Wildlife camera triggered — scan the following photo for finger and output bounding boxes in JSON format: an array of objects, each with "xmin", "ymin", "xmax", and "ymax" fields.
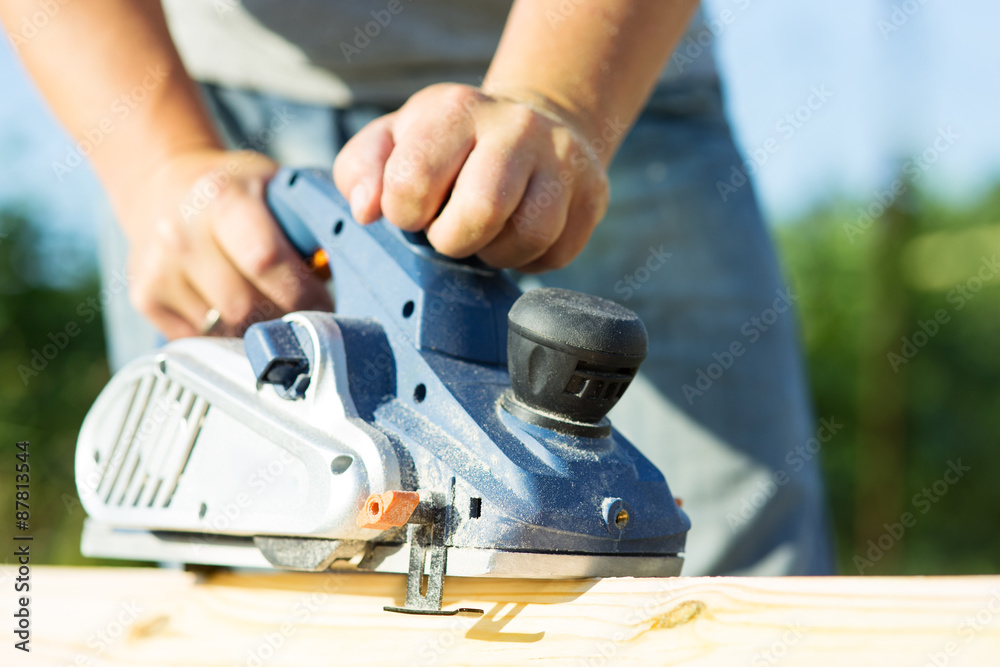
[
  {"xmin": 476, "ymin": 171, "xmax": 571, "ymax": 269},
  {"xmin": 176, "ymin": 280, "xmax": 244, "ymax": 338},
  {"xmin": 380, "ymin": 112, "xmax": 475, "ymax": 232},
  {"xmin": 520, "ymin": 172, "xmax": 609, "ymax": 273},
  {"xmin": 128, "ymin": 225, "xmax": 209, "ymax": 339},
  {"xmin": 424, "ymin": 140, "xmax": 532, "ymax": 257},
  {"xmin": 181, "ymin": 231, "xmax": 275, "ymax": 333},
  {"xmin": 131, "ymin": 268, "xmax": 212, "ymax": 340},
  {"xmin": 211, "ymin": 190, "xmax": 334, "ymax": 315},
  {"xmin": 144, "ymin": 303, "xmax": 200, "ymax": 341},
  {"xmin": 333, "ymin": 114, "xmax": 396, "ymax": 224}
]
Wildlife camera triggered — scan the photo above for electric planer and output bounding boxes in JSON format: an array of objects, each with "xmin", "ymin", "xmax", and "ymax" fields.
[{"xmin": 74, "ymin": 168, "xmax": 690, "ymax": 614}]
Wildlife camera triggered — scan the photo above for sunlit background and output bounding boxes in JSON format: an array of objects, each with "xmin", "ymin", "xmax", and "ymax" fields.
[{"xmin": 2, "ymin": 1, "xmax": 999, "ymax": 573}]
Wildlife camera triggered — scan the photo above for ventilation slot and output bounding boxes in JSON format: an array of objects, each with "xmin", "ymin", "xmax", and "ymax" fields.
[{"xmin": 94, "ymin": 372, "xmax": 209, "ymax": 509}]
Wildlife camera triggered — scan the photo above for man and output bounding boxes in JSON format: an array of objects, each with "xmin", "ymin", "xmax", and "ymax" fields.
[{"xmin": 1, "ymin": 0, "xmax": 832, "ymax": 576}]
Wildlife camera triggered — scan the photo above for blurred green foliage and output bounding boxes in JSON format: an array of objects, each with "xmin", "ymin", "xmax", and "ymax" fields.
[
  {"xmin": 1, "ymin": 185, "xmax": 998, "ymax": 574},
  {"xmin": 0, "ymin": 214, "xmax": 112, "ymax": 565},
  {"xmin": 778, "ymin": 185, "xmax": 1000, "ymax": 575}
]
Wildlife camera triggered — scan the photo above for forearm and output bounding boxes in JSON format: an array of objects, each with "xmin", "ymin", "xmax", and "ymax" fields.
[
  {"xmin": 0, "ymin": 0, "xmax": 221, "ymax": 223},
  {"xmin": 484, "ymin": 0, "xmax": 698, "ymax": 164}
]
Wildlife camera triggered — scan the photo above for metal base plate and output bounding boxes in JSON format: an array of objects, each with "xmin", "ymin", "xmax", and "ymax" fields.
[{"xmin": 82, "ymin": 520, "xmax": 685, "ymax": 579}]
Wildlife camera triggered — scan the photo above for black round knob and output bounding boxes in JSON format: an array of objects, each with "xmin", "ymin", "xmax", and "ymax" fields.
[{"xmin": 504, "ymin": 288, "xmax": 647, "ymax": 436}]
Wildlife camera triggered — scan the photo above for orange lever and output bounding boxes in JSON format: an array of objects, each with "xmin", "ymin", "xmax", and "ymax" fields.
[{"xmin": 357, "ymin": 490, "xmax": 420, "ymax": 530}]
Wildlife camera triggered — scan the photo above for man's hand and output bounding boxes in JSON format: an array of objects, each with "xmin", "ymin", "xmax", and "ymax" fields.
[
  {"xmin": 333, "ymin": 84, "xmax": 610, "ymax": 272},
  {"xmin": 0, "ymin": 2, "xmax": 335, "ymax": 339},
  {"xmin": 122, "ymin": 149, "xmax": 332, "ymax": 339}
]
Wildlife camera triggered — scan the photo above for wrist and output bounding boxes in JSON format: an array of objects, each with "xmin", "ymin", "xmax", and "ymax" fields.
[{"xmin": 480, "ymin": 82, "xmax": 620, "ymax": 165}]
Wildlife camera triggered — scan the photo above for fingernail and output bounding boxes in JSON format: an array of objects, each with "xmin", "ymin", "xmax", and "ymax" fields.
[{"xmin": 350, "ymin": 183, "xmax": 370, "ymax": 223}]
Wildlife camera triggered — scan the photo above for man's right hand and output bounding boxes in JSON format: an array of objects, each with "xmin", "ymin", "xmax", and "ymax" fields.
[{"xmin": 120, "ymin": 149, "xmax": 333, "ymax": 339}]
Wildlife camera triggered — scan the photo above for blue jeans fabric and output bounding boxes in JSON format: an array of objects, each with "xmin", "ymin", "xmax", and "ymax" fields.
[{"xmin": 100, "ymin": 76, "xmax": 834, "ymax": 576}]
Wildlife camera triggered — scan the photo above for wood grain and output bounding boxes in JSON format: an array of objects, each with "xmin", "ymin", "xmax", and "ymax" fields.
[{"xmin": 3, "ymin": 566, "xmax": 1000, "ymax": 666}]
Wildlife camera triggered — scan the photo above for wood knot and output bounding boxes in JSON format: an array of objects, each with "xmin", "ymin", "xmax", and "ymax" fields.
[
  {"xmin": 649, "ymin": 600, "xmax": 706, "ymax": 631},
  {"xmin": 129, "ymin": 614, "xmax": 169, "ymax": 640}
]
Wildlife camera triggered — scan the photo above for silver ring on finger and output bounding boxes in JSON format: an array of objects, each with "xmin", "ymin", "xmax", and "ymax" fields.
[{"xmin": 199, "ymin": 307, "xmax": 222, "ymax": 335}]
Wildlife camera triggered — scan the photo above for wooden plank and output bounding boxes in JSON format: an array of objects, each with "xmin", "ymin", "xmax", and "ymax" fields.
[{"xmin": 3, "ymin": 566, "xmax": 1000, "ymax": 666}]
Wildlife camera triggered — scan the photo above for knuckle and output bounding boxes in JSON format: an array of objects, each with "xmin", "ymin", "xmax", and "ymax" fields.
[
  {"xmin": 512, "ymin": 209, "xmax": 561, "ymax": 250},
  {"xmin": 243, "ymin": 240, "xmax": 283, "ymax": 276},
  {"xmin": 128, "ymin": 279, "xmax": 158, "ymax": 317},
  {"xmin": 439, "ymin": 84, "xmax": 480, "ymax": 116},
  {"xmin": 462, "ymin": 193, "xmax": 508, "ymax": 237},
  {"xmin": 218, "ymin": 294, "xmax": 256, "ymax": 326},
  {"xmin": 214, "ymin": 201, "xmax": 286, "ymax": 276},
  {"xmin": 210, "ymin": 180, "xmax": 248, "ymax": 219},
  {"xmin": 188, "ymin": 170, "xmax": 237, "ymax": 217},
  {"xmin": 512, "ymin": 228, "xmax": 558, "ymax": 265},
  {"xmin": 153, "ymin": 215, "xmax": 190, "ymax": 253},
  {"xmin": 384, "ymin": 165, "xmax": 431, "ymax": 203}
]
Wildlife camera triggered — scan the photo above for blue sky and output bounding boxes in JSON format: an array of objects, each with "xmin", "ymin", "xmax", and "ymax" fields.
[
  {"xmin": 710, "ymin": 0, "xmax": 1000, "ymax": 217},
  {"xmin": 1, "ymin": 0, "xmax": 997, "ymax": 276}
]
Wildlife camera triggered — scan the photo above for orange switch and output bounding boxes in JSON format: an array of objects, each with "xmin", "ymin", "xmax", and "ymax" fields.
[
  {"xmin": 309, "ymin": 249, "xmax": 331, "ymax": 281},
  {"xmin": 357, "ymin": 490, "xmax": 421, "ymax": 530}
]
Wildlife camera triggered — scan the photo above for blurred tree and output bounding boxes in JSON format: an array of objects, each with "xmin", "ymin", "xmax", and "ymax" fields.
[
  {"xmin": 0, "ymin": 213, "xmax": 112, "ymax": 565},
  {"xmin": 778, "ymin": 185, "xmax": 1000, "ymax": 575},
  {"xmin": 853, "ymin": 177, "xmax": 916, "ymax": 573}
]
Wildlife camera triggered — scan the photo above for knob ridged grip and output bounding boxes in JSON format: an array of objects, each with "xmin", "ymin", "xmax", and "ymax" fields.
[{"xmin": 506, "ymin": 288, "xmax": 647, "ymax": 427}]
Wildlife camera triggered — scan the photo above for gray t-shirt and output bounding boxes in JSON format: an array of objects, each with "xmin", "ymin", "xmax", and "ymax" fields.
[{"xmin": 162, "ymin": 0, "xmax": 716, "ymax": 107}]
